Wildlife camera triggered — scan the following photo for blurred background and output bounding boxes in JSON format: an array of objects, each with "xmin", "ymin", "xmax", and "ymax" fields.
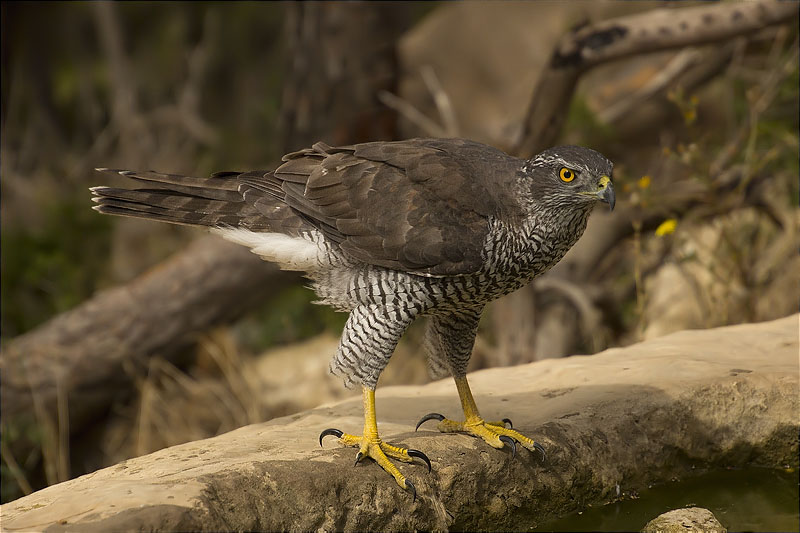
[{"xmin": 1, "ymin": 1, "xmax": 797, "ymax": 503}]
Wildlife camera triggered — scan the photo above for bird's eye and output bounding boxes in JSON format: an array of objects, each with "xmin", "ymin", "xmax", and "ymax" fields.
[{"xmin": 559, "ymin": 167, "xmax": 575, "ymax": 182}]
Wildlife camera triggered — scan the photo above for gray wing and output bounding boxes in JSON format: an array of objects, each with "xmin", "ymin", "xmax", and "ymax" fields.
[
  {"xmin": 92, "ymin": 138, "xmax": 524, "ymax": 276},
  {"xmin": 259, "ymin": 138, "xmax": 525, "ymax": 276}
]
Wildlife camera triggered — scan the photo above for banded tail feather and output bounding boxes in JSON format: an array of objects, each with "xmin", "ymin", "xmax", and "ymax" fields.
[
  {"xmin": 90, "ymin": 168, "xmax": 294, "ymax": 231},
  {"xmin": 90, "ymin": 167, "xmax": 324, "ymax": 271}
]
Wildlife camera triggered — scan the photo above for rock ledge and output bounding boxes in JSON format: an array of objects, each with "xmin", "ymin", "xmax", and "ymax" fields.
[{"xmin": 2, "ymin": 315, "xmax": 797, "ymax": 531}]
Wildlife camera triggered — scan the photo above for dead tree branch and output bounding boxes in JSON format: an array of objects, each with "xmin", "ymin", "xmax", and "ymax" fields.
[
  {"xmin": 515, "ymin": 0, "xmax": 798, "ymax": 156},
  {"xmin": 1, "ymin": 239, "xmax": 300, "ymax": 438}
]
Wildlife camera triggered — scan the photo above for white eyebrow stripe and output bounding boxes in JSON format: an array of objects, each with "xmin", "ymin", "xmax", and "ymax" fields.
[{"xmin": 533, "ymin": 155, "xmax": 594, "ymax": 174}]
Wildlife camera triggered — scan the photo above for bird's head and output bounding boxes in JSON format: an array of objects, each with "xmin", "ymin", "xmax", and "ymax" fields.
[{"xmin": 521, "ymin": 145, "xmax": 615, "ymax": 212}]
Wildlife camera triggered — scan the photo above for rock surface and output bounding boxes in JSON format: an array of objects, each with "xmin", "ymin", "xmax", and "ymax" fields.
[
  {"xmin": 2, "ymin": 315, "xmax": 797, "ymax": 532},
  {"xmin": 642, "ymin": 507, "xmax": 727, "ymax": 533}
]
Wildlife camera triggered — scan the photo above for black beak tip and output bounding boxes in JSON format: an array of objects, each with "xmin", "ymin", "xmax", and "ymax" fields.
[{"xmin": 603, "ymin": 183, "xmax": 616, "ymax": 212}]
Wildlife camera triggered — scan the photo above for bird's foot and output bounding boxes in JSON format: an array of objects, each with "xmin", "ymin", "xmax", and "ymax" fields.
[
  {"xmin": 416, "ymin": 413, "xmax": 546, "ymax": 461},
  {"xmin": 319, "ymin": 428, "xmax": 430, "ymax": 501}
]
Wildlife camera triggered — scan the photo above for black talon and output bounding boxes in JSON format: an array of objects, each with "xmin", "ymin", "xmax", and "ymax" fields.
[
  {"xmin": 499, "ymin": 435, "xmax": 516, "ymax": 458},
  {"xmin": 405, "ymin": 479, "xmax": 417, "ymax": 503},
  {"xmin": 533, "ymin": 442, "xmax": 547, "ymax": 463},
  {"xmin": 319, "ymin": 428, "xmax": 343, "ymax": 447},
  {"xmin": 354, "ymin": 451, "xmax": 363, "ymax": 467},
  {"xmin": 408, "ymin": 449, "xmax": 432, "ymax": 473},
  {"xmin": 415, "ymin": 413, "xmax": 445, "ymax": 431},
  {"xmin": 502, "ymin": 418, "xmax": 513, "ymax": 429}
]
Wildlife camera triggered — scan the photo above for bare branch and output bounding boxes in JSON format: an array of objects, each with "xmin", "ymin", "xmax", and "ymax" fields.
[
  {"xmin": 710, "ymin": 39, "xmax": 799, "ymax": 178},
  {"xmin": 177, "ymin": 11, "xmax": 219, "ymax": 145},
  {"xmin": 420, "ymin": 65, "xmax": 460, "ymax": 137},
  {"xmin": 597, "ymin": 48, "xmax": 702, "ymax": 125},
  {"xmin": 92, "ymin": 2, "xmax": 153, "ymax": 158},
  {"xmin": 0, "ymin": 441, "xmax": 33, "ymax": 496},
  {"xmin": 558, "ymin": 2, "xmax": 796, "ymax": 71},
  {"xmin": 378, "ymin": 90, "xmax": 447, "ymax": 137},
  {"xmin": 515, "ymin": 0, "xmax": 798, "ymax": 156}
]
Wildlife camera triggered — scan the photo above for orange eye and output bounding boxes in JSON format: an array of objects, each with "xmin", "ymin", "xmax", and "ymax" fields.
[{"xmin": 559, "ymin": 167, "xmax": 575, "ymax": 182}]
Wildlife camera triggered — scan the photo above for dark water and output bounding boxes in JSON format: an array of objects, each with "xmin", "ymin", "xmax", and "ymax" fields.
[{"xmin": 532, "ymin": 467, "xmax": 799, "ymax": 532}]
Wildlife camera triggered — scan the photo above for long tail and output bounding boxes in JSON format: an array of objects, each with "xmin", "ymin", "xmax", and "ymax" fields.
[{"xmin": 90, "ymin": 169, "xmax": 279, "ymax": 230}]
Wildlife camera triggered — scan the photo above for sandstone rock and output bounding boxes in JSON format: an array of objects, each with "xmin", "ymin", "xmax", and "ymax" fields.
[
  {"xmin": 2, "ymin": 315, "xmax": 797, "ymax": 532},
  {"xmin": 643, "ymin": 208, "xmax": 799, "ymax": 340},
  {"xmin": 642, "ymin": 507, "xmax": 726, "ymax": 533}
]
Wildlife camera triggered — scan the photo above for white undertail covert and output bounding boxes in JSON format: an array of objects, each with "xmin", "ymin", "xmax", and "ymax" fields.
[{"xmin": 212, "ymin": 227, "xmax": 324, "ymax": 272}]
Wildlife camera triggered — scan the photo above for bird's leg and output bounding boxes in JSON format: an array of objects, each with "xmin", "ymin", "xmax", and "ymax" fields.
[
  {"xmin": 319, "ymin": 386, "xmax": 430, "ymax": 500},
  {"xmin": 416, "ymin": 375, "xmax": 546, "ymax": 461}
]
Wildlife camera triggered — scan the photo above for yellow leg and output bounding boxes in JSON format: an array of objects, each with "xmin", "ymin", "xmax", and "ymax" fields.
[
  {"xmin": 417, "ymin": 376, "xmax": 546, "ymax": 460},
  {"xmin": 319, "ymin": 387, "xmax": 430, "ymax": 499}
]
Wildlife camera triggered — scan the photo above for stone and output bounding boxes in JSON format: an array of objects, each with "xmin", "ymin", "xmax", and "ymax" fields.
[
  {"xmin": 2, "ymin": 315, "xmax": 797, "ymax": 532},
  {"xmin": 642, "ymin": 507, "xmax": 726, "ymax": 533}
]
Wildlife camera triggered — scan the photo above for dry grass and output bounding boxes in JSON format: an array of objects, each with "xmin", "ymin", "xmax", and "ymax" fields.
[{"xmin": 94, "ymin": 328, "xmax": 431, "ymax": 467}]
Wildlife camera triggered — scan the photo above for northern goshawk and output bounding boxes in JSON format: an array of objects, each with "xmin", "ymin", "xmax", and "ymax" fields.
[{"xmin": 91, "ymin": 138, "xmax": 614, "ymax": 499}]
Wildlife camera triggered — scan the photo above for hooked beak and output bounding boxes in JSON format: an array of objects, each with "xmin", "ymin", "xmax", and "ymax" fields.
[{"xmin": 597, "ymin": 175, "xmax": 615, "ymax": 211}]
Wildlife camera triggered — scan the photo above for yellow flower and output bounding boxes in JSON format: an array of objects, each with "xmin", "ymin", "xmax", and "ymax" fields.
[
  {"xmin": 638, "ymin": 175, "xmax": 651, "ymax": 189},
  {"xmin": 655, "ymin": 218, "xmax": 677, "ymax": 237}
]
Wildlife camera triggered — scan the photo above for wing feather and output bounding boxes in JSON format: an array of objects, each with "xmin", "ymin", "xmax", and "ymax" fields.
[
  {"xmin": 271, "ymin": 138, "xmax": 524, "ymax": 275},
  {"xmin": 93, "ymin": 138, "xmax": 524, "ymax": 275}
]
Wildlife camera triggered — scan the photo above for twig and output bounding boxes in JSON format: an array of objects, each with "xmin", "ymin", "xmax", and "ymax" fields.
[
  {"xmin": 377, "ymin": 90, "xmax": 447, "ymax": 137},
  {"xmin": 597, "ymin": 48, "xmax": 701, "ymax": 125},
  {"xmin": 420, "ymin": 65, "xmax": 459, "ymax": 137},
  {"xmin": 92, "ymin": 2, "xmax": 152, "ymax": 158},
  {"xmin": 177, "ymin": 11, "xmax": 219, "ymax": 145},
  {"xmin": 740, "ymin": 40, "xmax": 799, "ymax": 188},
  {"xmin": 0, "ymin": 441, "xmax": 33, "ymax": 496},
  {"xmin": 711, "ymin": 38, "xmax": 799, "ymax": 180},
  {"xmin": 56, "ymin": 378, "xmax": 70, "ymax": 484}
]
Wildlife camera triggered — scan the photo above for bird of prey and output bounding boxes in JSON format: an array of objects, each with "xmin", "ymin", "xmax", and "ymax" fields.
[{"xmin": 91, "ymin": 138, "xmax": 614, "ymax": 500}]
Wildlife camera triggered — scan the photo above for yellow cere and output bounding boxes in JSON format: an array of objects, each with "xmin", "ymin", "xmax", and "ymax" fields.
[{"xmin": 559, "ymin": 167, "xmax": 575, "ymax": 182}]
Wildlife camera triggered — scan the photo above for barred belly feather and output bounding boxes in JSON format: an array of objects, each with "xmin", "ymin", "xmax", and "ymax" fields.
[{"xmin": 325, "ymin": 210, "xmax": 592, "ymax": 389}]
